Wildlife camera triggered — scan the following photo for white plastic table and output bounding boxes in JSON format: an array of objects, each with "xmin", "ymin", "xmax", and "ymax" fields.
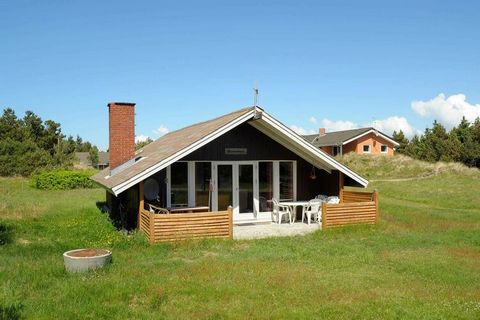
[{"xmin": 279, "ymin": 201, "xmax": 310, "ymax": 223}]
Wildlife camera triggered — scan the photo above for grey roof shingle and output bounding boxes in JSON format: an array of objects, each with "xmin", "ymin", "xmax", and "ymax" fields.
[
  {"xmin": 91, "ymin": 107, "xmax": 255, "ymax": 191},
  {"xmin": 304, "ymin": 128, "xmax": 374, "ymax": 147}
]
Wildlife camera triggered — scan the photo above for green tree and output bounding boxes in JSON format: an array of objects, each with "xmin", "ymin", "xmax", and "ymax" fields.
[
  {"xmin": 392, "ymin": 130, "xmax": 409, "ymax": 154},
  {"xmin": 88, "ymin": 146, "xmax": 99, "ymax": 168},
  {"xmin": 135, "ymin": 137, "xmax": 153, "ymax": 150}
]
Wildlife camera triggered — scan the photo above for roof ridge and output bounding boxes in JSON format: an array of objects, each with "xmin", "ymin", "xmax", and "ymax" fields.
[{"xmin": 158, "ymin": 106, "xmax": 255, "ymax": 138}]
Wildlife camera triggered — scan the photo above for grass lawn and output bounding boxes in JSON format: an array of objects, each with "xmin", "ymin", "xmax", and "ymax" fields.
[{"xmin": 1, "ymin": 169, "xmax": 480, "ymax": 319}]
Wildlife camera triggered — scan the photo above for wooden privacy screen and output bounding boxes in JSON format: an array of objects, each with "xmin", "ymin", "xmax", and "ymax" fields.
[
  {"xmin": 322, "ymin": 190, "xmax": 379, "ymax": 228},
  {"xmin": 139, "ymin": 207, "xmax": 233, "ymax": 243}
]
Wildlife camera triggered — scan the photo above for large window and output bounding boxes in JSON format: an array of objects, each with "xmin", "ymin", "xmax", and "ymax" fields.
[
  {"xmin": 279, "ymin": 161, "xmax": 294, "ymax": 201},
  {"xmin": 170, "ymin": 162, "xmax": 188, "ymax": 207},
  {"xmin": 259, "ymin": 162, "xmax": 273, "ymax": 211},
  {"xmin": 195, "ymin": 162, "xmax": 211, "ymax": 207}
]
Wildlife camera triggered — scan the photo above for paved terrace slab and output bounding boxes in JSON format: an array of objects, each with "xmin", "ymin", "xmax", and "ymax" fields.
[{"xmin": 233, "ymin": 222, "xmax": 320, "ymax": 240}]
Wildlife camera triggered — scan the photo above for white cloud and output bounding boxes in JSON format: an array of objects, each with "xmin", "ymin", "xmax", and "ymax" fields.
[
  {"xmin": 290, "ymin": 125, "xmax": 316, "ymax": 135},
  {"xmin": 153, "ymin": 125, "xmax": 169, "ymax": 136},
  {"xmin": 135, "ymin": 134, "xmax": 150, "ymax": 143},
  {"xmin": 308, "ymin": 116, "xmax": 317, "ymax": 125},
  {"xmin": 320, "ymin": 119, "xmax": 358, "ymax": 131},
  {"xmin": 370, "ymin": 116, "xmax": 416, "ymax": 138},
  {"xmin": 411, "ymin": 93, "xmax": 480, "ymax": 129}
]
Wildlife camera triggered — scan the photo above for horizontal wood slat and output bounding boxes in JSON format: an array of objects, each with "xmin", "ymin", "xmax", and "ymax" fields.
[
  {"xmin": 323, "ymin": 190, "xmax": 379, "ymax": 229},
  {"xmin": 343, "ymin": 190, "xmax": 374, "ymax": 203},
  {"xmin": 139, "ymin": 207, "xmax": 233, "ymax": 243}
]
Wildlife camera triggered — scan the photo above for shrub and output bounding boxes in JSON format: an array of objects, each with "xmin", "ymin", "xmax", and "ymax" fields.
[{"xmin": 30, "ymin": 170, "xmax": 97, "ymax": 190}]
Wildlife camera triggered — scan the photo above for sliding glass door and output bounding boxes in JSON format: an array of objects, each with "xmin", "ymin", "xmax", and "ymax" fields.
[
  {"xmin": 217, "ymin": 164, "xmax": 233, "ymax": 211},
  {"xmin": 238, "ymin": 164, "xmax": 254, "ymax": 214}
]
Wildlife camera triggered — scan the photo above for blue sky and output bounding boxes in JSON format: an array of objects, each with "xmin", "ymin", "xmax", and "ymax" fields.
[{"xmin": 1, "ymin": 0, "xmax": 480, "ymax": 150}]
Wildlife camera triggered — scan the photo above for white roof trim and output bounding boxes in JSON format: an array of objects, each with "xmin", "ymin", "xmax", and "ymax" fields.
[
  {"xmin": 259, "ymin": 112, "xmax": 368, "ymax": 187},
  {"xmin": 110, "ymin": 107, "xmax": 368, "ymax": 195},
  {"xmin": 342, "ymin": 129, "xmax": 400, "ymax": 146},
  {"xmin": 111, "ymin": 109, "xmax": 257, "ymax": 195}
]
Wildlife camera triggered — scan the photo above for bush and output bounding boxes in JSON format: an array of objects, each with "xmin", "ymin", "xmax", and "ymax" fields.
[{"xmin": 30, "ymin": 170, "xmax": 97, "ymax": 190}]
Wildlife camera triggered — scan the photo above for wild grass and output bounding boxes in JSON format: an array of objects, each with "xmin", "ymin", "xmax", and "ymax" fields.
[
  {"xmin": 0, "ymin": 170, "xmax": 479, "ymax": 319},
  {"xmin": 339, "ymin": 153, "xmax": 479, "ymax": 180}
]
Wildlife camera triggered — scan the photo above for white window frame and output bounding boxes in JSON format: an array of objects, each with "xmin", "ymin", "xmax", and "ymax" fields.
[
  {"xmin": 380, "ymin": 144, "xmax": 388, "ymax": 154},
  {"xmin": 362, "ymin": 144, "xmax": 371, "ymax": 154}
]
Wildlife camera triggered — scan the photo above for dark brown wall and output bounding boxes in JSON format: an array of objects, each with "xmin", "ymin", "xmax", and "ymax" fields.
[
  {"xmin": 107, "ymin": 185, "xmax": 139, "ymax": 230},
  {"xmin": 182, "ymin": 122, "xmax": 299, "ymax": 161},
  {"xmin": 182, "ymin": 122, "xmax": 341, "ymax": 199}
]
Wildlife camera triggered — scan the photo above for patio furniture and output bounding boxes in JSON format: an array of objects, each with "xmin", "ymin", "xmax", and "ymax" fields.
[
  {"xmin": 326, "ymin": 196, "xmax": 340, "ymax": 204},
  {"xmin": 303, "ymin": 199, "xmax": 322, "ymax": 225},
  {"xmin": 146, "ymin": 203, "xmax": 169, "ymax": 214},
  {"xmin": 279, "ymin": 200, "xmax": 310, "ymax": 223},
  {"xmin": 272, "ymin": 198, "xmax": 292, "ymax": 224}
]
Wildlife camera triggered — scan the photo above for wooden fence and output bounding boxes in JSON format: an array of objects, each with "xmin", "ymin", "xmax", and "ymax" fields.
[
  {"xmin": 139, "ymin": 207, "xmax": 233, "ymax": 243},
  {"xmin": 322, "ymin": 190, "xmax": 379, "ymax": 228}
]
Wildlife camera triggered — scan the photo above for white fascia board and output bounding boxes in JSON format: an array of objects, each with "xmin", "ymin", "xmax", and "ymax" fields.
[
  {"xmin": 260, "ymin": 112, "xmax": 369, "ymax": 187},
  {"xmin": 342, "ymin": 129, "xmax": 400, "ymax": 146},
  {"xmin": 249, "ymin": 121, "xmax": 332, "ymax": 173},
  {"xmin": 111, "ymin": 109, "xmax": 257, "ymax": 195}
]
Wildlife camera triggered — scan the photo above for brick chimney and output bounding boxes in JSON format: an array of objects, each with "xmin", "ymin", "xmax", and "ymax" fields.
[
  {"xmin": 319, "ymin": 127, "xmax": 326, "ymax": 136},
  {"xmin": 108, "ymin": 102, "xmax": 135, "ymax": 172}
]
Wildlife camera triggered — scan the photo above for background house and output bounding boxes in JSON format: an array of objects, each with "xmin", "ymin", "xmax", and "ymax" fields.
[
  {"xmin": 304, "ymin": 127, "xmax": 399, "ymax": 156},
  {"xmin": 74, "ymin": 151, "xmax": 109, "ymax": 169}
]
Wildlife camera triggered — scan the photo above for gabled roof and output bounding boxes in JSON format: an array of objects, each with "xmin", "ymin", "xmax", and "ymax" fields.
[
  {"xmin": 304, "ymin": 127, "xmax": 400, "ymax": 147},
  {"xmin": 92, "ymin": 106, "xmax": 368, "ymax": 195}
]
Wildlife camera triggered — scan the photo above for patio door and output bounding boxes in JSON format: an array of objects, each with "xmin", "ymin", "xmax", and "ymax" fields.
[
  {"xmin": 216, "ymin": 164, "xmax": 233, "ymax": 212},
  {"xmin": 213, "ymin": 162, "xmax": 256, "ymax": 221},
  {"xmin": 238, "ymin": 164, "xmax": 254, "ymax": 217}
]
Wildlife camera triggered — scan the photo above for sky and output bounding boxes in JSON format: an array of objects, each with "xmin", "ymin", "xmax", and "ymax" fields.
[{"xmin": 1, "ymin": 0, "xmax": 479, "ymax": 150}]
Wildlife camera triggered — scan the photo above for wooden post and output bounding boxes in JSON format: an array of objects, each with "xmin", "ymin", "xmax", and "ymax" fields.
[
  {"xmin": 138, "ymin": 181, "xmax": 144, "ymax": 229},
  {"xmin": 149, "ymin": 212, "xmax": 155, "ymax": 243},
  {"xmin": 373, "ymin": 189, "xmax": 379, "ymax": 223},
  {"xmin": 227, "ymin": 206, "xmax": 233, "ymax": 239},
  {"xmin": 321, "ymin": 202, "xmax": 327, "ymax": 229},
  {"xmin": 338, "ymin": 172, "xmax": 344, "ymax": 203}
]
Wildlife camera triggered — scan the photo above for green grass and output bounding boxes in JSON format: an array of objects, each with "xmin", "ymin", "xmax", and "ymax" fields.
[{"xmin": 1, "ymin": 168, "xmax": 480, "ymax": 319}]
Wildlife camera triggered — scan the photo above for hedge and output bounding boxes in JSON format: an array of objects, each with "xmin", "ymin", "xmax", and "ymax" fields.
[{"xmin": 30, "ymin": 170, "xmax": 97, "ymax": 190}]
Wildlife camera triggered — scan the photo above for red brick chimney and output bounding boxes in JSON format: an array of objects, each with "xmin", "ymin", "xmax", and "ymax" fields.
[
  {"xmin": 108, "ymin": 102, "xmax": 135, "ymax": 172},
  {"xmin": 319, "ymin": 127, "xmax": 326, "ymax": 136}
]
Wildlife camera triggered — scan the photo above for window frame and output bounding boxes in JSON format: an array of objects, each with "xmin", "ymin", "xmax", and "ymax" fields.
[{"xmin": 362, "ymin": 144, "xmax": 371, "ymax": 154}]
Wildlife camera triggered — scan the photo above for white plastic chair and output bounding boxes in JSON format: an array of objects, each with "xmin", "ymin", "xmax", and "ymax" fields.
[
  {"xmin": 303, "ymin": 199, "xmax": 322, "ymax": 225},
  {"xmin": 326, "ymin": 196, "xmax": 340, "ymax": 204},
  {"xmin": 271, "ymin": 198, "xmax": 292, "ymax": 224}
]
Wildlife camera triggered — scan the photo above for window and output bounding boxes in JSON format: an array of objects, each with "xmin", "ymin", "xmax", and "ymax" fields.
[
  {"xmin": 170, "ymin": 162, "xmax": 188, "ymax": 207},
  {"xmin": 279, "ymin": 161, "xmax": 294, "ymax": 201},
  {"xmin": 381, "ymin": 144, "xmax": 388, "ymax": 153},
  {"xmin": 195, "ymin": 162, "xmax": 211, "ymax": 207},
  {"xmin": 259, "ymin": 162, "xmax": 273, "ymax": 212},
  {"xmin": 362, "ymin": 145, "xmax": 371, "ymax": 154}
]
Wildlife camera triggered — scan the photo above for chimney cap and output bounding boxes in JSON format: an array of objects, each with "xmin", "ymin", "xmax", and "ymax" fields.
[{"xmin": 108, "ymin": 102, "xmax": 136, "ymax": 107}]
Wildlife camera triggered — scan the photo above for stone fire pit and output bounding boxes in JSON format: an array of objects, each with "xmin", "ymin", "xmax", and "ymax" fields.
[{"xmin": 63, "ymin": 249, "xmax": 112, "ymax": 273}]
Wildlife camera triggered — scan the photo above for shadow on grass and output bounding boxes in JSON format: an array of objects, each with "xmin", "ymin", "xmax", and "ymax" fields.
[
  {"xmin": 0, "ymin": 302, "xmax": 23, "ymax": 320},
  {"xmin": 95, "ymin": 201, "xmax": 135, "ymax": 231},
  {"xmin": 0, "ymin": 223, "xmax": 13, "ymax": 246}
]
